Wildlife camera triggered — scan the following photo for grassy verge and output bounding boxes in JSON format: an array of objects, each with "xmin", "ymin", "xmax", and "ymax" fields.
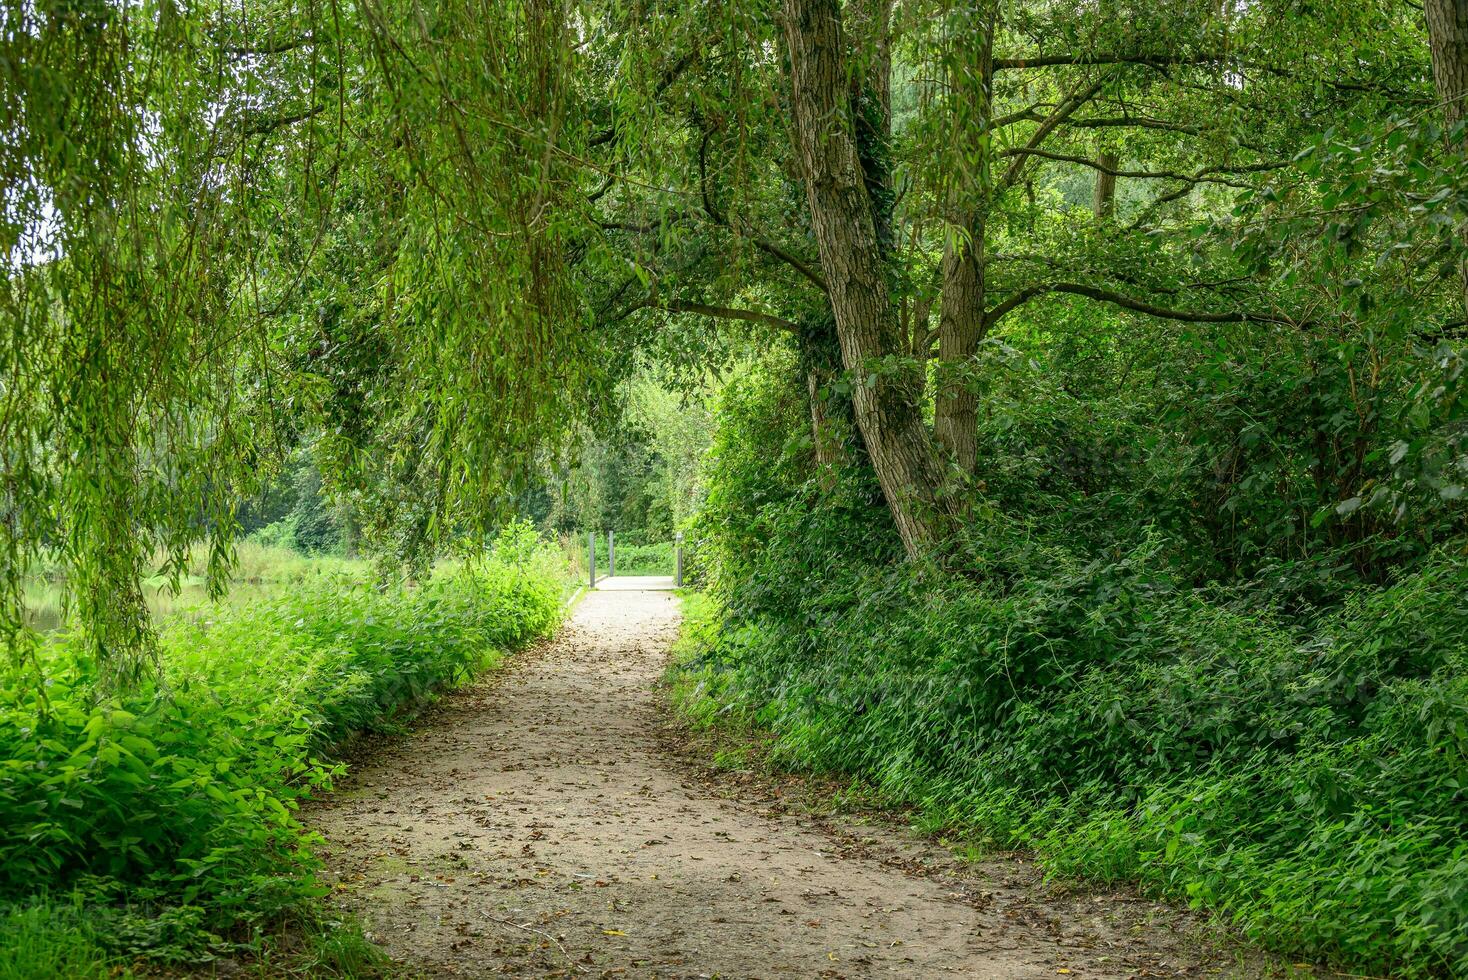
[
  {"xmin": 0, "ymin": 900, "xmax": 132, "ymax": 980},
  {"xmin": 1, "ymin": 529, "xmax": 567, "ymax": 974}
]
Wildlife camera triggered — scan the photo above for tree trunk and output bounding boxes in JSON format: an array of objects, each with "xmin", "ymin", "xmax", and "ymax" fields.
[
  {"xmin": 847, "ymin": 0, "xmax": 895, "ymax": 256},
  {"xmin": 781, "ymin": 0, "xmax": 954, "ymax": 558},
  {"xmin": 807, "ymin": 367, "xmax": 844, "ymax": 479},
  {"xmin": 1093, "ymin": 151, "xmax": 1118, "ymax": 221},
  {"xmin": 1093, "ymin": 0, "xmax": 1120, "ymax": 225},
  {"xmin": 799, "ymin": 315, "xmax": 849, "ymax": 482},
  {"xmin": 1426, "ymin": 0, "xmax": 1468, "ymax": 317},
  {"xmin": 935, "ymin": 227, "xmax": 983, "ymax": 474},
  {"xmin": 933, "ymin": 1, "xmax": 996, "ymax": 477}
]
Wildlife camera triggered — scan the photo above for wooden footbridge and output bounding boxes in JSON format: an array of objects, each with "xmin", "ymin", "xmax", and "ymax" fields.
[{"xmin": 586, "ymin": 531, "xmax": 684, "ymax": 591}]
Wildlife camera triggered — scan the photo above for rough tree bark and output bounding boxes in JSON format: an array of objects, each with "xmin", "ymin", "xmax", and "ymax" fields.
[
  {"xmin": 800, "ymin": 315, "xmax": 850, "ymax": 485},
  {"xmin": 933, "ymin": 1, "xmax": 997, "ymax": 477},
  {"xmin": 1092, "ymin": 0, "xmax": 1119, "ymax": 224},
  {"xmin": 935, "ymin": 226, "xmax": 984, "ymax": 475},
  {"xmin": 1426, "ymin": 0, "xmax": 1468, "ymax": 317},
  {"xmin": 781, "ymin": 0, "xmax": 954, "ymax": 557},
  {"xmin": 1093, "ymin": 151, "xmax": 1118, "ymax": 220}
]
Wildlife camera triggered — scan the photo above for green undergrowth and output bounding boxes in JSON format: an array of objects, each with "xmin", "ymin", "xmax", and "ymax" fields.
[
  {"xmin": 611, "ymin": 540, "xmax": 675, "ymax": 576},
  {"xmin": 0, "ymin": 525, "xmax": 566, "ymax": 972},
  {"xmin": 671, "ymin": 551, "xmax": 1468, "ymax": 977},
  {"xmin": 673, "ymin": 347, "xmax": 1468, "ymax": 978},
  {"xmin": 0, "ymin": 900, "xmax": 132, "ymax": 980}
]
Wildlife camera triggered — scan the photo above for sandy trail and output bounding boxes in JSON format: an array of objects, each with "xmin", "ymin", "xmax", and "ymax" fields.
[{"xmin": 314, "ymin": 589, "xmax": 1276, "ymax": 979}]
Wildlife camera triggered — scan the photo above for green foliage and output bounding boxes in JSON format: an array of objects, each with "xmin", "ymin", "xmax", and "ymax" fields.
[
  {"xmin": 539, "ymin": 374, "xmax": 717, "ymax": 543},
  {"xmin": 690, "ymin": 351, "xmax": 887, "ymax": 594},
  {"xmin": 676, "ymin": 543, "xmax": 1468, "ymax": 975},
  {"xmin": 611, "ymin": 541, "xmax": 674, "ymax": 576},
  {"xmin": 1, "ymin": 0, "xmax": 615, "ymax": 678},
  {"xmin": 244, "ymin": 453, "xmax": 353, "ymax": 556},
  {"xmin": 677, "ymin": 348, "xmax": 1468, "ymax": 976},
  {"xmin": 4, "ymin": 0, "xmax": 1466, "ymax": 975},
  {"xmin": 0, "ymin": 900, "xmax": 134, "ymax": 979},
  {"xmin": 0, "ymin": 526, "xmax": 565, "ymax": 962}
]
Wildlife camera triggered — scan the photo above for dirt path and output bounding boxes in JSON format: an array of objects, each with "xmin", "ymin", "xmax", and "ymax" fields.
[{"xmin": 314, "ymin": 590, "xmax": 1285, "ymax": 979}]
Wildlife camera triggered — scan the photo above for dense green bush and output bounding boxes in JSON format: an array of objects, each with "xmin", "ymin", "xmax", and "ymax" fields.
[
  {"xmin": 239, "ymin": 450, "xmax": 352, "ymax": 556},
  {"xmin": 676, "ymin": 355, "xmax": 1468, "ymax": 976},
  {"xmin": 0, "ymin": 528, "xmax": 564, "ymax": 961},
  {"xmin": 677, "ymin": 537, "xmax": 1468, "ymax": 974}
]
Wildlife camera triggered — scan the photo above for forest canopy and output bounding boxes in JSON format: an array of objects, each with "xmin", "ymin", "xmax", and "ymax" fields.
[{"xmin": 2, "ymin": 0, "xmax": 1466, "ymax": 669}]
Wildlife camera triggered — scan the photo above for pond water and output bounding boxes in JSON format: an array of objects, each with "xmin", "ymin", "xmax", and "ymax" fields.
[{"xmin": 24, "ymin": 580, "xmax": 282, "ymax": 633}]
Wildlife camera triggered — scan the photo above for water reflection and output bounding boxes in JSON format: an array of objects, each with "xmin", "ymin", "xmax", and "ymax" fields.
[{"xmin": 25, "ymin": 581, "xmax": 280, "ymax": 633}]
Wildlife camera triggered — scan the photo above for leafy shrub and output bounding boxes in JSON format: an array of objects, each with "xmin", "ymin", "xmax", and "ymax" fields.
[
  {"xmin": 676, "ymin": 355, "xmax": 1468, "ymax": 976},
  {"xmin": 675, "ymin": 540, "xmax": 1468, "ymax": 975},
  {"xmin": 0, "ymin": 527, "xmax": 565, "ymax": 960}
]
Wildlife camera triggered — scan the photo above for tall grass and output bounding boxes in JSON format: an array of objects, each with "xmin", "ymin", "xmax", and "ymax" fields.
[{"xmin": 0, "ymin": 901, "xmax": 133, "ymax": 980}]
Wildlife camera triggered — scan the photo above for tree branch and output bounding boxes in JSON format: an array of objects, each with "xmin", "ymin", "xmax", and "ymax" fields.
[
  {"xmin": 999, "ymin": 148, "xmax": 1287, "ymax": 186},
  {"xmin": 589, "ymin": 47, "xmax": 700, "ymax": 147},
  {"xmin": 994, "ymin": 52, "xmax": 1225, "ymax": 71},
  {"xmin": 747, "ymin": 237, "xmax": 828, "ymax": 294},
  {"xmin": 697, "ymin": 127, "xmax": 828, "ymax": 293},
  {"xmin": 991, "ymin": 102, "xmax": 1050, "ymax": 129},
  {"xmin": 222, "ymin": 34, "xmax": 317, "ymax": 57},
  {"xmin": 995, "ymin": 76, "xmax": 1109, "ymax": 194},
  {"xmin": 649, "ymin": 299, "xmax": 800, "ymax": 332},
  {"xmin": 210, "ymin": 104, "xmax": 326, "ymax": 157},
  {"xmin": 1065, "ymin": 114, "xmax": 1274, "ymax": 154},
  {"xmin": 1066, "ymin": 115, "xmax": 1204, "ymax": 134},
  {"xmin": 239, "ymin": 104, "xmax": 326, "ymax": 138},
  {"xmin": 983, "ymin": 281, "xmax": 1291, "ymax": 329},
  {"xmin": 1122, "ymin": 160, "xmax": 1294, "ymax": 229}
]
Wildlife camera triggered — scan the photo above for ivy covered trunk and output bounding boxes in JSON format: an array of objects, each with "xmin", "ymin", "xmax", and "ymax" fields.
[
  {"xmin": 933, "ymin": 0, "xmax": 996, "ymax": 479},
  {"xmin": 799, "ymin": 318, "xmax": 851, "ymax": 483},
  {"xmin": 781, "ymin": 0, "xmax": 954, "ymax": 557},
  {"xmin": 935, "ymin": 226, "xmax": 983, "ymax": 476},
  {"xmin": 1093, "ymin": 152, "xmax": 1119, "ymax": 220},
  {"xmin": 1426, "ymin": 0, "xmax": 1468, "ymax": 317}
]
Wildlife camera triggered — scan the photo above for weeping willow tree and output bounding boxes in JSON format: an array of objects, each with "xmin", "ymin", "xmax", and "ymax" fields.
[
  {"xmin": 0, "ymin": 0, "xmax": 612, "ymax": 684},
  {"xmin": 1, "ymin": 0, "xmax": 274, "ymax": 684},
  {"xmin": 3, "ymin": 0, "xmax": 1464, "ymax": 680}
]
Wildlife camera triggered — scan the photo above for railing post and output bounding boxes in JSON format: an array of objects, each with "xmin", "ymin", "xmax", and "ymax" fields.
[
  {"xmin": 675, "ymin": 531, "xmax": 684, "ymax": 587},
  {"xmin": 587, "ymin": 530, "xmax": 596, "ymax": 587},
  {"xmin": 608, "ymin": 530, "xmax": 615, "ymax": 578}
]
